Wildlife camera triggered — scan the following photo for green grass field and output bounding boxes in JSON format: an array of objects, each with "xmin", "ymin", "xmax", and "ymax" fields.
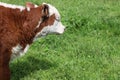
[{"xmin": 1, "ymin": 0, "xmax": 120, "ymax": 80}]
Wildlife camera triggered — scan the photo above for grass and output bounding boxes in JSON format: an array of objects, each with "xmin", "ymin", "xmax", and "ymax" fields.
[{"xmin": 1, "ymin": 0, "xmax": 120, "ymax": 80}]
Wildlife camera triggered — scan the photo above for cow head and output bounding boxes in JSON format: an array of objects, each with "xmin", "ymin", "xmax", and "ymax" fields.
[
  {"xmin": 26, "ymin": 2, "xmax": 65, "ymax": 38},
  {"xmin": 41, "ymin": 3, "xmax": 65, "ymax": 35}
]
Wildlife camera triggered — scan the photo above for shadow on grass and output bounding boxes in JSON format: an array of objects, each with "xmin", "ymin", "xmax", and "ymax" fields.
[{"xmin": 10, "ymin": 56, "xmax": 56, "ymax": 80}]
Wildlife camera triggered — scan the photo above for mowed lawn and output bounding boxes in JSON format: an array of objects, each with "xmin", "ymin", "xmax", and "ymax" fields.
[{"xmin": 1, "ymin": 0, "xmax": 120, "ymax": 80}]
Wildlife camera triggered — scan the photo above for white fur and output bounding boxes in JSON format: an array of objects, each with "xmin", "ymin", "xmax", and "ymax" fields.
[
  {"xmin": 26, "ymin": 4, "xmax": 38, "ymax": 11},
  {"xmin": 41, "ymin": 20, "xmax": 65, "ymax": 34},
  {"xmin": 36, "ymin": 19, "xmax": 42, "ymax": 29},
  {"xmin": 23, "ymin": 45, "xmax": 30, "ymax": 53},
  {"xmin": 43, "ymin": 3, "xmax": 60, "ymax": 18},
  {"xmin": 0, "ymin": 2, "xmax": 25, "ymax": 11},
  {"xmin": 0, "ymin": 2, "xmax": 38, "ymax": 12},
  {"xmin": 34, "ymin": 5, "xmax": 38, "ymax": 8},
  {"xmin": 11, "ymin": 44, "xmax": 29, "ymax": 60},
  {"xmin": 27, "ymin": 7, "xmax": 30, "ymax": 11}
]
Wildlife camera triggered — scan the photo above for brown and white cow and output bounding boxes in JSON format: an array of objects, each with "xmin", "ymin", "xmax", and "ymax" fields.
[{"xmin": 0, "ymin": 2, "xmax": 65, "ymax": 80}]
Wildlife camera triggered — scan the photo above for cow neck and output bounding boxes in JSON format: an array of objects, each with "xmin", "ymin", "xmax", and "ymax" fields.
[{"xmin": 19, "ymin": 6, "xmax": 43, "ymax": 47}]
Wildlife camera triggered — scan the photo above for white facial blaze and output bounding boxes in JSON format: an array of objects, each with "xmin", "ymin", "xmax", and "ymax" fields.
[
  {"xmin": 45, "ymin": 3, "xmax": 65, "ymax": 34},
  {"xmin": 44, "ymin": 20, "xmax": 65, "ymax": 34},
  {"xmin": 56, "ymin": 22, "xmax": 65, "ymax": 34}
]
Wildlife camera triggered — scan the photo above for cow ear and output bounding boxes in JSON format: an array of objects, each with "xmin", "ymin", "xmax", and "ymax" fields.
[
  {"xmin": 42, "ymin": 4, "xmax": 49, "ymax": 18},
  {"xmin": 26, "ymin": 2, "xmax": 35, "ymax": 8}
]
